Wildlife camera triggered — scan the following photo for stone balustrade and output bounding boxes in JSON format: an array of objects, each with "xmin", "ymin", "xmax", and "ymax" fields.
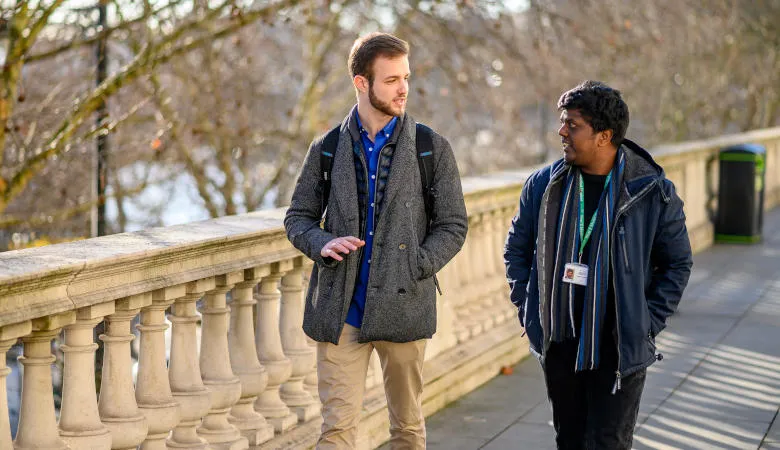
[{"xmin": 1, "ymin": 127, "xmax": 779, "ymax": 449}]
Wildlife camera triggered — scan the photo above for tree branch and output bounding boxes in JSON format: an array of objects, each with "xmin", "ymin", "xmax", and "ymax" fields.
[
  {"xmin": 0, "ymin": 175, "xmax": 157, "ymax": 229},
  {"xmin": 0, "ymin": 0, "xmax": 301, "ymax": 212},
  {"xmin": 24, "ymin": 0, "xmax": 190, "ymax": 63}
]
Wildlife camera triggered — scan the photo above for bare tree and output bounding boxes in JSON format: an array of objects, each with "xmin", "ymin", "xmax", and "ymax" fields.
[
  {"xmin": 0, "ymin": 0, "xmax": 300, "ymax": 238},
  {"xmin": 1, "ymin": 0, "xmax": 778, "ymax": 245}
]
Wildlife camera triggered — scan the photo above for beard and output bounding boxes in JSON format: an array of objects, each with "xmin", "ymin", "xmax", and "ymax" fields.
[{"xmin": 369, "ymin": 82, "xmax": 405, "ymax": 117}]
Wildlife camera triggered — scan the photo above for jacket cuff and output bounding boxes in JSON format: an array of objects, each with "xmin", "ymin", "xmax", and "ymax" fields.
[
  {"xmin": 310, "ymin": 233, "xmax": 339, "ymax": 268},
  {"xmin": 649, "ymin": 317, "xmax": 665, "ymax": 338},
  {"xmin": 416, "ymin": 251, "xmax": 434, "ymax": 280}
]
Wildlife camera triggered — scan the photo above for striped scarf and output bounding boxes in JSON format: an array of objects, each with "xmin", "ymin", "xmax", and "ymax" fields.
[{"xmin": 549, "ymin": 150, "xmax": 625, "ymax": 371}]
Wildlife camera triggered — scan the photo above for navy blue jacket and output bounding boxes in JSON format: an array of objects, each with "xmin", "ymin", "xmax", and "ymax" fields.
[{"xmin": 504, "ymin": 140, "xmax": 692, "ymax": 379}]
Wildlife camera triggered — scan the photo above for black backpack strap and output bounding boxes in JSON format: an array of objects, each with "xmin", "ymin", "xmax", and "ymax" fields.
[
  {"xmin": 319, "ymin": 125, "xmax": 340, "ymax": 216},
  {"xmin": 415, "ymin": 123, "xmax": 436, "ymax": 230},
  {"xmin": 415, "ymin": 123, "xmax": 443, "ymax": 295}
]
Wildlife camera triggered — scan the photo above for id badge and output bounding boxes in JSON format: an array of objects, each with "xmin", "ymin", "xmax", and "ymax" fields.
[{"xmin": 562, "ymin": 263, "xmax": 589, "ymax": 286}]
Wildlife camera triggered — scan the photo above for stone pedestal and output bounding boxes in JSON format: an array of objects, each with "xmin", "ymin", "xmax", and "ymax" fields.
[
  {"xmin": 137, "ymin": 286, "xmax": 183, "ymax": 450},
  {"xmin": 15, "ymin": 313, "xmax": 74, "ymax": 450},
  {"xmin": 99, "ymin": 295, "xmax": 150, "ymax": 450},
  {"xmin": 168, "ymin": 279, "xmax": 214, "ymax": 449},
  {"xmin": 198, "ymin": 272, "xmax": 248, "ymax": 449},
  {"xmin": 279, "ymin": 261, "xmax": 320, "ymax": 422},
  {"xmin": 228, "ymin": 267, "xmax": 275, "ymax": 446},
  {"xmin": 254, "ymin": 262, "xmax": 297, "ymax": 433},
  {"xmin": 0, "ymin": 321, "xmax": 31, "ymax": 449},
  {"xmin": 60, "ymin": 304, "xmax": 114, "ymax": 450}
]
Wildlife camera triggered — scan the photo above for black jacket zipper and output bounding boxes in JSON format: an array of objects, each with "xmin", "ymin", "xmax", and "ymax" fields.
[{"xmin": 610, "ymin": 179, "xmax": 659, "ymax": 393}]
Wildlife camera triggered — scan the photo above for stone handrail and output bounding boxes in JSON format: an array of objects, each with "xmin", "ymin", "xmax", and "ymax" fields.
[{"xmin": 0, "ymin": 127, "xmax": 779, "ymax": 449}]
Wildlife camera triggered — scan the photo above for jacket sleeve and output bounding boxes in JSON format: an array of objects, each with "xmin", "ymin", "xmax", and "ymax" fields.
[
  {"xmin": 284, "ymin": 139, "xmax": 339, "ymax": 268},
  {"xmin": 416, "ymin": 134, "xmax": 468, "ymax": 279},
  {"xmin": 504, "ymin": 175, "xmax": 536, "ymax": 322},
  {"xmin": 646, "ymin": 180, "xmax": 693, "ymax": 337}
]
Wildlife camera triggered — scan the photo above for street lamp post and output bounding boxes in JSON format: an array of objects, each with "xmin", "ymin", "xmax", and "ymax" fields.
[{"xmin": 94, "ymin": 0, "xmax": 109, "ymax": 237}]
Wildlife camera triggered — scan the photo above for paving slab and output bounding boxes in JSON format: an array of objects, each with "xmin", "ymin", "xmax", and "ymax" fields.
[{"xmin": 481, "ymin": 422, "xmax": 556, "ymax": 450}]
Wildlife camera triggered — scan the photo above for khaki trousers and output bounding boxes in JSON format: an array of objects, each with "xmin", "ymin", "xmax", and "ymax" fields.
[{"xmin": 316, "ymin": 324, "xmax": 427, "ymax": 450}]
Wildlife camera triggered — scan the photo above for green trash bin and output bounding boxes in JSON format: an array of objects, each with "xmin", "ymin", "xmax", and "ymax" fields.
[{"xmin": 715, "ymin": 143, "xmax": 765, "ymax": 243}]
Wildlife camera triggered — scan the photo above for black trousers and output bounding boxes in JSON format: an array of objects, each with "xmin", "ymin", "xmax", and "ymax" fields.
[{"xmin": 543, "ymin": 339, "xmax": 646, "ymax": 450}]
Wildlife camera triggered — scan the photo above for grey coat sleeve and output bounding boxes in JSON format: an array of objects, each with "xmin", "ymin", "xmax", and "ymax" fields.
[
  {"xmin": 416, "ymin": 134, "xmax": 469, "ymax": 279},
  {"xmin": 284, "ymin": 140, "xmax": 339, "ymax": 267}
]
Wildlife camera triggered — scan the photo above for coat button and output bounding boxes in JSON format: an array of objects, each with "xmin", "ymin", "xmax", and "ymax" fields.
[
  {"xmin": 399, "ymin": 244, "xmax": 407, "ymax": 250},
  {"xmin": 405, "ymin": 201, "xmax": 411, "ymax": 208}
]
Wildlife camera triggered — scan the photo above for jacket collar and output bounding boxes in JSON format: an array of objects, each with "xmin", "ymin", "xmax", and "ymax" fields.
[
  {"xmin": 346, "ymin": 104, "xmax": 405, "ymax": 147},
  {"xmin": 620, "ymin": 138, "xmax": 663, "ymax": 198}
]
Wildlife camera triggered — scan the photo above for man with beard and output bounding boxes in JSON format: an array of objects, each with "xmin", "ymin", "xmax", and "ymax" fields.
[
  {"xmin": 504, "ymin": 81, "xmax": 692, "ymax": 449},
  {"xmin": 285, "ymin": 32, "xmax": 468, "ymax": 449}
]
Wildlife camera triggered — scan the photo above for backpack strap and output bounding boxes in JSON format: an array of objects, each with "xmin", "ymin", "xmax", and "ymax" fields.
[
  {"xmin": 319, "ymin": 125, "xmax": 340, "ymax": 217},
  {"xmin": 415, "ymin": 123, "xmax": 444, "ymax": 295},
  {"xmin": 321, "ymin": 122, "xmax": 436, "ymax": 224},
  {"xmin": 415, "ymin": 123, "xmax": 436, "ymax": 231}
]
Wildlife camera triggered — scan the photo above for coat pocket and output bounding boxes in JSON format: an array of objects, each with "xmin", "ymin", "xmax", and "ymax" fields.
[
  {"xmin": 406, "ymin": 199, "xmax": 425, "ymax": 280},
  {"xmin": 313, "ymin": 264, "xmax": 336, "ymax": 309},
  {"xmin": 618, "ymin": 225, "xmax": 632, "ymax": 273}
]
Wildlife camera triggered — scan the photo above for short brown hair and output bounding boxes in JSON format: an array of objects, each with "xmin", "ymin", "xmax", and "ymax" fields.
[{"xmin": 348, "ymin": 32, "xmax": 409, "ymax": 83}]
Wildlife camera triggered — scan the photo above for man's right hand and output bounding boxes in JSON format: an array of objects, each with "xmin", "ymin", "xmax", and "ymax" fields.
[{"xmin": 321, "ymin": 236, "xmax": 365, "ymax": 262}]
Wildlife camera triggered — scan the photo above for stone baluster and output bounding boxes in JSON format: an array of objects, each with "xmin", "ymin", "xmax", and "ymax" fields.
[
  {"xmin": 228, "ymin": 267, "xmax": 275, "ymax": 446},
  {"xmin": 428, "ymin": 262, "xmax": 458, "ymax": 358},
  {"xmin": 59, "ymin": 303, "xmax": 114, "ymax": 450},
  {"xmin": 480, "ymin": 212, "xmax": 499, "ymax": 305},
  {"xmin": 447, "ymin": 247, "xmax": 465, "ymax": 309},
  {"xmin": 481, "ymin": 211, "xmax": 507, "ymax": 325},
  {"xmin": 14, "ymin": 312, "xmax": 75, "ymax": 450},
  {"xmin": 0, "ymin": 321, "xmax": 31, "ymax": 449},
  {"xmin": 456, "ymin": 215, "xmax": 486, "ymax": 339},
  {"xmin": 497, "ymin": 207, "xmax": 518, "ymax": 321},
  {"xmin": 255, "ymin": 261, "xmax": 298, "ymax": 433},
  {"xmin": 168, "ymin": 278, "xmax": 214, "ymax": 449},
  {"xmin": 280, "ymin": 259, "xmax": 321, "ymax": 422},
  {"xmin": 461, "ymin": 215, "xmax": 479, "ymax": 298},
  {"xmin": 303, "ymin": 338, "xmax": 319, "ymax": 399},
  {"xmin": 136, "ymin": 286, "xmax": 184, "ymax": 450},
  {"xmin": 460, "ymin": 220, "xmax": 479, "ymax": 303},
  {"xmin": 470, "ymin": 214, "xmax": 496, "ymax": 333},
  {"xmin": 486, "ymin": 210, "xmax": 502, "ymax": 280},
  {"xmin": 300, "ymin": 262, "xmax": 319, "ymax": 399},
  {"xmin": 493, "ymin": 208, "xmax": 512, "ymax": 276},
  {"xmin": 99, "ymin": 295, "xmax": 151, "ymax": 450},
  {"xmin": 198, "ymin": 272, "xmax": 248, "ymax": 449},
  {"xmin": 475, "ymin": 213, "xmax": 492, "ymax": 283},
  {"xmin": 451, "ymin": 250, "xmax": 475, "ymax": 343}
]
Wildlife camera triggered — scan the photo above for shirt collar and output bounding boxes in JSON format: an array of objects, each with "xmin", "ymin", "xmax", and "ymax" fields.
[{"xmin": 354, "ymin": 108, "xmax": 398, "ymax": 142}]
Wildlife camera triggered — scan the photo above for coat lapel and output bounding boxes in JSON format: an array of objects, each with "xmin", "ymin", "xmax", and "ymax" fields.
[
  {"xmin": 331, "ymin": 123, "xmax": 360, "ymax": 234},
  {"xmin": 378, "ymin": 115, "xmax": 416, "ymax": 223}
]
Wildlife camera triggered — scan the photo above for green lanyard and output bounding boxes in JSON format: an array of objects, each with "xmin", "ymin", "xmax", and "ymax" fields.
[{"xmin": 578, "ymin": 172, "xmax": 612, "ymax": 260}]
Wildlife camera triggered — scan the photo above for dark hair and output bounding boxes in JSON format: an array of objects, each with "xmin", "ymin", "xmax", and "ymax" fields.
[
  {"xmin": 557, "ymin": 80, "xmax": 629, "ymax": 146},
  {"xmin": 348, "ymin": 32, "xmax": 409, "ymax": 83}
]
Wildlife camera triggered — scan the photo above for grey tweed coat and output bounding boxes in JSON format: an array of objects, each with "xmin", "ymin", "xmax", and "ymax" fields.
[{"xmin": 284, "ymin": 109, "xmax": 468, "ymax": 344}]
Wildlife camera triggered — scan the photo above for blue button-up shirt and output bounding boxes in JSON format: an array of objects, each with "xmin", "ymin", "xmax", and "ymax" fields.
[{"xmin": 346, "ymin": 112, "xmax": 398, "ymax": 328}]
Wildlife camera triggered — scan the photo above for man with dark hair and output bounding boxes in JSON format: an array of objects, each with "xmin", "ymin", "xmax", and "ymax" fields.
[
  {"xmin": 285, "ymin": 32, "xmax": 467, "ymax": 449},
  {"xmin": 504, "ymin": 80, "xmax": 692, "ymax": 449}
]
